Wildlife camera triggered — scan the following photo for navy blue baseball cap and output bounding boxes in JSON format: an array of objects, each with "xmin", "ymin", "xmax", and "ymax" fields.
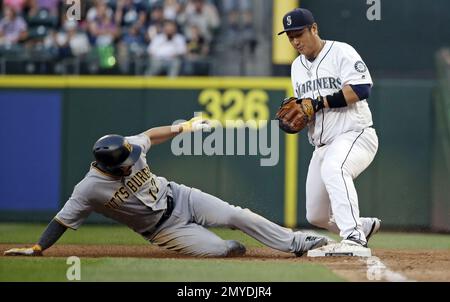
[{"xmin": 278, "ymin": 8, "xmax": 315, "ymax": 35}]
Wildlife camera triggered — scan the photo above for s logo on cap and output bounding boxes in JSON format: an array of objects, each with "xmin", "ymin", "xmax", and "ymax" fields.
[{"xmin": 286, "ymin": 15, "xmax": 292, "ymax": 26}]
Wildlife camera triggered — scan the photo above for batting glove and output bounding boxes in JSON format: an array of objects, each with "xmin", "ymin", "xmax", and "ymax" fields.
[
  {"xmin": 181, "ymin": 115, "xmax": 212, "ymax": 132},
  {"xmin": 3, "ymin": 244, "xmax": 42, "ymax": 256}
]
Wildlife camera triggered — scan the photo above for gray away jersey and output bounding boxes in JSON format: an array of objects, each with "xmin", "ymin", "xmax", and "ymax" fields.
[
  {"xmin": 55, "ymin": 134, "xmax": 170, "ymax": 234},
  {"xmin": 291, "ymin": 40, "xmax": 374, "ymax": 146}
]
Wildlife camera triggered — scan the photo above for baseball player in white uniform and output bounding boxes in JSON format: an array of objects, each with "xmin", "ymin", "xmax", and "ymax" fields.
[
  {"xmin": 4, "ymin": 116, "xmax": 327, "ymax": 257},
  {"xmin": 278, "ymin": 8, "xmax": 381, "ymax": 248}
]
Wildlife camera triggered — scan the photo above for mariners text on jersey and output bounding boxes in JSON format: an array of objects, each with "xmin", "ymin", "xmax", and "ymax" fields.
[{"xmin": 296, "ymin": 77, "xmax": 342, "ymax": 97}]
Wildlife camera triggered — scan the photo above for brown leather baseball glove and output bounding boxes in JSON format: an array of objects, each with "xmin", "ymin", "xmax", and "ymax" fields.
[{"xmin": 275, "ymin": 97, "xmax": 316, "ymax": 134}]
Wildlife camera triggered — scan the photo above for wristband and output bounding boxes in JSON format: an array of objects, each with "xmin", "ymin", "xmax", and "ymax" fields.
[{"xmin": 326, "ymin": 90, "xmax": 347, "ymax": 108}]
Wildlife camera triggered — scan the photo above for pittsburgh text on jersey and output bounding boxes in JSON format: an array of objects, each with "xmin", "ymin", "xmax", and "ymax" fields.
[{"xmin": 105, "ymin": 165, "xmax": 159, "ymax": 209}]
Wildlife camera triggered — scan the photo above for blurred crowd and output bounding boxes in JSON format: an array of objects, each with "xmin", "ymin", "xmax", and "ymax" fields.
[{"xmin": 0, "ymin": 0, "xmax": 257, "ymax": 76}]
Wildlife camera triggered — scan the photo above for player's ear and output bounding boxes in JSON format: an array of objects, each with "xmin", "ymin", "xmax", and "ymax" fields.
[{"xmin": 311, "ymin": 23, "xmax": 319, "ymax": 35}]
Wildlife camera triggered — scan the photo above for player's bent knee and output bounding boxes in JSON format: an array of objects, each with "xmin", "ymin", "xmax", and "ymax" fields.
[
  {"xmin": 224, "ymin": 240, "xmax": 246, "ymax": 257},
  {"xmin": 200, "ymin": 240, "xmax": 246, "ymax": 257},
  {"xmin": 193, "ymin": 241, "xmax": 229, "ymax": 257}
]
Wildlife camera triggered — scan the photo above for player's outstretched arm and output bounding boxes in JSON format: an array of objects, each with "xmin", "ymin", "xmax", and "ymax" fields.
[
  {"xmin": 3, "ymin": 219, "xmax": 68, "ymax": 256},
  {"xmin": 143, "ymin": 115, "xmax": 212, "ymax": 146}
]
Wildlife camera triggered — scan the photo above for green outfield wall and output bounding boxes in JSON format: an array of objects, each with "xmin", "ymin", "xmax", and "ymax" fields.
[
  {"xmin": 0, "ymin": 76, "xmax": 441, "ymax": 230},
  {"xmin": 431, "ymin": 51, "xmax": 450, "ymax": 232}
]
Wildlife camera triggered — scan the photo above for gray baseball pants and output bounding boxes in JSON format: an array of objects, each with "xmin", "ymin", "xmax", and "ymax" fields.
[{"xmin": 148, "ymin": 182, "xmax": 308, "ymax": 257}]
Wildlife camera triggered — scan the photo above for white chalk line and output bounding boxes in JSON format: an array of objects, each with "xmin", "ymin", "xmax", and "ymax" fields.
[
  {"xmin": 300, "ymin": 229, "xmax": 413, "ymax": 282},
  {"xmin": 361, "ymin": 256, "xmax": 412, "ymax": 282}
]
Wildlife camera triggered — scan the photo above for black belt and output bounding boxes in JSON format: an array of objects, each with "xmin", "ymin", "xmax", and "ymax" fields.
[{"xmin": 141, "ymin": 196, "xmax": 174, "ymax": 237}]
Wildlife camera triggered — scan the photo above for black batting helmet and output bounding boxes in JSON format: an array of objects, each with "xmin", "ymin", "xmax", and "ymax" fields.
[{"xmin": 93, "ymin": 134, "xmax": 142, "ymax": 168}]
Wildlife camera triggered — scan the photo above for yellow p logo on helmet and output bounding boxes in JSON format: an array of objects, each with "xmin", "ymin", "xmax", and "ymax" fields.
[{"xmin": 123, "ymin": 141, "xmax": 132, "ymax": 153}]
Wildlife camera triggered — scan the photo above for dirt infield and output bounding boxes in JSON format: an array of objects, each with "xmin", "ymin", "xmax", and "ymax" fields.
[{"xmin": 1, "ymin": 244, "xmax": 449, "ymax": 281}]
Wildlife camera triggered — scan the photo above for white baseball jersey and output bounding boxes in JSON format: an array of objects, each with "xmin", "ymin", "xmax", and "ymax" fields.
[
  {"xmin": 291, "ymin": 40, "xmax": 374, "ymax": 147},
  {"xmin": 55, "ymin": 134, "xmax": 170, "ymax": 234}
]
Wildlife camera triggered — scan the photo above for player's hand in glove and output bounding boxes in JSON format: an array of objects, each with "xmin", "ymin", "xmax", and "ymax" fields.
[
  {"xmin": 3, "ymin": 244, "xmax": 42, "ymax": 256},
  {"xmin": 275, "ymin": 96, "xmax": 324, "ymax": 134},
  {"xmin": 180, "ymin": 115, "xmax": 213, "ymax": 132}
]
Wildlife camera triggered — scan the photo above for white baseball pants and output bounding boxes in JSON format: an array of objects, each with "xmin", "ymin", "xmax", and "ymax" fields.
[{"xmin": 305, "ymin": 127, "xmax": 378, "ymax": 242}]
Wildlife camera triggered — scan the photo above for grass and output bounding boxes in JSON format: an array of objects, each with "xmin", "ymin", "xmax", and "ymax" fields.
[
  {"xmin": 0, "ymin": 257, "xmax": 342, "ymax": 282},
  {"xmin": 1, "ymin": 223, "xmax": 449, "ymax": 282}
]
